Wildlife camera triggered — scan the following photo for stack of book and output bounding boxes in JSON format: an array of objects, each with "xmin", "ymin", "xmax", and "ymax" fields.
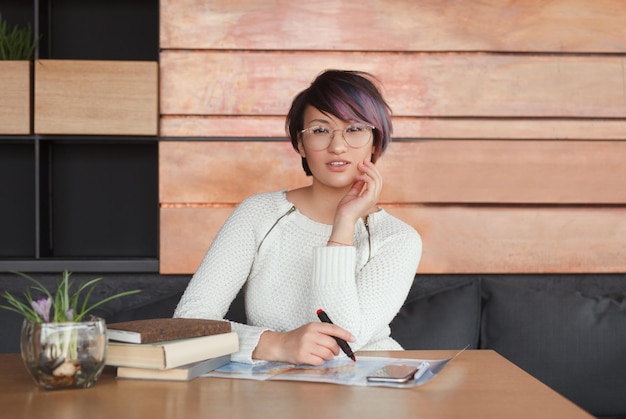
[{"xmin": 105, "ymin": 318, "xmax": 238, "ymax": 381}]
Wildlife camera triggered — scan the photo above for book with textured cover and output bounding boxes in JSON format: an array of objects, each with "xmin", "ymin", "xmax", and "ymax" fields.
[
  {"xmin": 106, "ymin": 318, "xmax": 231, "ymax": 344},
  {"xmin": 116, "ymin": 354, "xmax": 231, "ymax": 381},
  {"xmin": 106, "ymin": 331, "xmax": 239, "ymax": 369}
]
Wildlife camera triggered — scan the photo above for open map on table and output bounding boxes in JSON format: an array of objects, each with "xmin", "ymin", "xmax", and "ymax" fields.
[{"xmin": 203, "ymin": 348, "xmax": 466, "ymax": 388}]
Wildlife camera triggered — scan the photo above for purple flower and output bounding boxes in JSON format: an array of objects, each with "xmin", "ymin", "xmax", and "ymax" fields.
[
  {"xmin": 31, "ymin": 297, "xmax": 52, "ymax": 323},
  {"xmin": 65, "ymin": 308, "xmax": 74, "ymax": 321}
]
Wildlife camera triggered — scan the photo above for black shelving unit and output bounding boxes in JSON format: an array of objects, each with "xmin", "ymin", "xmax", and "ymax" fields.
[{"xmin": 0, "ymin": 0, "xmax": 160, "ymax": 272}]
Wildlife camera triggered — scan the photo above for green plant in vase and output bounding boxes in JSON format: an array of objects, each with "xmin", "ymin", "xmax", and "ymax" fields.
[{"xmin": 1, "ymin": 270, "xmax": 140, "ymax": 390}]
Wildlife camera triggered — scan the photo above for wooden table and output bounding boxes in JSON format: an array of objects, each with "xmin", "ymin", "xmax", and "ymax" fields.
[{"xmin": 0, "ymin": 350, "xmax": 592, "ymax": 419}]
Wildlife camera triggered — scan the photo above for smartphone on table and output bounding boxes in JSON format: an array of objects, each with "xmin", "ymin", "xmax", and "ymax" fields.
[{"xmin": 366, "ymin": 363, "xmax": 420, "ymax": 384}]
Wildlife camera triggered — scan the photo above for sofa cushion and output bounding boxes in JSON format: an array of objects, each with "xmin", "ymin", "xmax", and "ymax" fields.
[
  {"xmin": 480, "ymin": 279, "xmax": 626, "ymax": 418},
  {"xmin": 390, "ymin": 278, "xmax": 481, "ymax": 349}
]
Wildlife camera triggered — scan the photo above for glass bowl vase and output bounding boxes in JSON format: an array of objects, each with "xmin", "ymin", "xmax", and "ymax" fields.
[{"xmin": 20, "ymin": 315, "xmax": 107, "ymax": 390}]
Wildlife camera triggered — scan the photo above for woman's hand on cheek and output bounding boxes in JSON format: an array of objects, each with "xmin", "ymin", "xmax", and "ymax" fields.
[
  {"xmin": 356, "ymin": 160, "xmax": 383, "ymax": 202},
  {"xmin": 335, "ymin": 160, "xmax": 383, "ymax": 222}
]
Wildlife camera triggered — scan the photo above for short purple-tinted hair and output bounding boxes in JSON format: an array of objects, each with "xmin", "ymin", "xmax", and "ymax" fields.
[{"xmin": 286, "ymin": 70, "xmax": 393, "ymax": 175}]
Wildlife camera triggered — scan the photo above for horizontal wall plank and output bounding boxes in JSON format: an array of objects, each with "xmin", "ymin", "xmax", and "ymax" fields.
[
  {"xmin": 35, "ymin": 60, "xmax": 159, "ymax": 135},
  {"xmin": 160, "ymin": 206, "xmax": 233, "ymax": 274},
  {"xmin": 160, "ymin": 51, "xmax": 626, "ymax": 118},
  {"xmin": 161, "ymin": 115, "xmax": 626, "ymax": 140},
  {"xmin": 160, "ymin": 206, "xmax": 626, "ymax": 274},
  {"xmin": 159, "ymin": 141, "xmax": 309, "ymax": 203},
  {"xmin": 380, "ymin": 140, "xmax": 626, "ymax": 204},
  {"xmin": 160, "ymin": 0, "xmax": 626, "ymax": 53},
  {"xmin": 388, "ymin": 206, "xmax": 626, "ymax": 274},
  {"xmin": 0, "ymin": 61, "xmax": 31, "ymax": 134},
  {"xmin": 159, "ymin": 140, "xmax": 626, "ymax": 205}
]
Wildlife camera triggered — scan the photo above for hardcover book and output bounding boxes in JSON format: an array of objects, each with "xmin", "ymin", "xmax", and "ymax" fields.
[
  {"xmin": 106, "ymin": 318, "xmax": 231, "ymax": 344},
  {"xmin": 116, "ymin": 355, "xmax": 231, "ymax": 381},
  {"xmin": 105, "ymin": 332, "xmax": 239, "ymax": 369}
]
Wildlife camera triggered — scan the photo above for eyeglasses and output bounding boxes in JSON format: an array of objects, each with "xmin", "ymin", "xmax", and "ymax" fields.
[{"xmin": 300, "ymin": 123, "xmax": 375, "ymax": 151}]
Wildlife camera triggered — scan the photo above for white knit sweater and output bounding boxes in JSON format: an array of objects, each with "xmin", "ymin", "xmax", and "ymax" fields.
[{"xmin": 174, "ymin": 191, "xmax": 422, "ymax": 363}]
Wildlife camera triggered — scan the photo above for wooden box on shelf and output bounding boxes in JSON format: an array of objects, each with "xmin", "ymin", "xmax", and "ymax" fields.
[
  {"xmin": 34, "ymin": 59, "xmax": 158, "ymax": 136},
  {"xmin": 0, "ymin": 61, "xmax": 31, "ymax": 134}
]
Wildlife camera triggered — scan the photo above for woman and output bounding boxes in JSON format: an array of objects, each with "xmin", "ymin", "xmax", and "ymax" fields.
[{"xmin": 174, "ymin": 69, "xmax": 422, "ymax": 365}]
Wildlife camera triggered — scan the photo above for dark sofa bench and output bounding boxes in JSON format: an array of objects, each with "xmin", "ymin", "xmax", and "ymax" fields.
[
  {"xmin": 1, "ymin": 273, "xmax": 625, "ymax": 418},
  {"xmin": 389, "ymin": 274, "xmax": 626, "ymax": 419}
]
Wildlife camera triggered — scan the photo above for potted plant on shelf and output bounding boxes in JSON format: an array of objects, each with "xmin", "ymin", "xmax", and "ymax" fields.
[
  {"xmin": 0, "ymin": 12, "xmax": 39, "ymax": 134},
  {"xmin": 0, "ymin": 270, "xmax": 140, "ymax": 390}
]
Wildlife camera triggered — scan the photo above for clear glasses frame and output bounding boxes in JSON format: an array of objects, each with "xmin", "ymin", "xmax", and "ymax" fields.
[{"xmin": 300, "ymin": 123, "xmax": 375, "ymax": 151}]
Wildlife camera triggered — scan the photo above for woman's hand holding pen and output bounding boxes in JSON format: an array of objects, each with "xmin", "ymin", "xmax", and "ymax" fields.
[{"xmin": 252, "ymin": 323, "xmax": 355, "ymax": 366}]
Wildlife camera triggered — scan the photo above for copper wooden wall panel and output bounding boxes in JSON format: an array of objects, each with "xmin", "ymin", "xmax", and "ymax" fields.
[
  {"xmin": 160, "ymin": 0, "xmax": 626, "ymax": 53},
  {"xmin": 158, "ymin": 1, "xmax": 626, "ymax": 274},
  {"xmin": 160, "ymin": 52, "xmax": 625, "ymax": 118},
  {"xmin": 160, "ymin": 206, "xmax": 626, "ymax": 274},
  {"xmin": 160, "ymin": 140, "xmax": 626, "ymax": 205}
]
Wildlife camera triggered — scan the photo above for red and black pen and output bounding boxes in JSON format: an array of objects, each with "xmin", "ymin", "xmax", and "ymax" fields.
[{"xmin": 316, "ymin": 309, "xmax": 356, "ymax": 362}]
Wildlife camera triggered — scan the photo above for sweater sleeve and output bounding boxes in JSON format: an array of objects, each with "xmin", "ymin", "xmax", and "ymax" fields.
[
  {"xmin": 173, "ymin": 196, "xmax": 272, "ymax": 363},
  {"xmin": 309, "ymin": 219, "xmax": 422, "ymax": 351}
]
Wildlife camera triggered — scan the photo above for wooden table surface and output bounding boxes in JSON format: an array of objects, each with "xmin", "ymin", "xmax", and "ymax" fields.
[{"xmin": 0, "ymin": 350, "xmax": 592, "ymax": 419}]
